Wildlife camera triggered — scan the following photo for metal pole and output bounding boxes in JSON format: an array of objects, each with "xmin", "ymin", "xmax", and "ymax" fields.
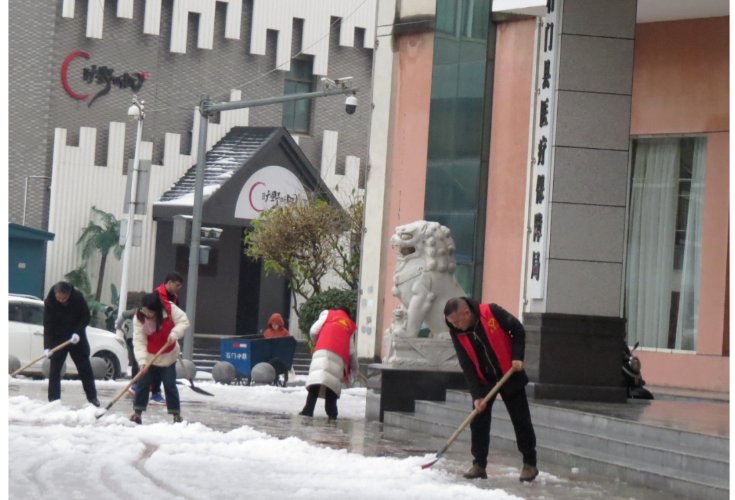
[
  {"xmin": 117, "ymin": 100, "xmax": 144, "ymax": 324},
  {"xmin": 207, "ymin": 87, "xmax": 359, "ymax": 113},
  {"xmin": 22, "ymin": 176, "xmax": 51, "ymax": 226},
  {"xmin": 183, "ymin": 95, "xmax": 210, "ymax": 360},
  {"xmin": 180, "ymin": 85, "xmax": 358, "ymax": 360}
]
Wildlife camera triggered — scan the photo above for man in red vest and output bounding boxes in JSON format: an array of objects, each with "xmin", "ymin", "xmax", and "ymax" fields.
[
  {"xmin": 299, "ymin": 307, "xmax": 358, "ymax": 420},
  {"xmin": 444, "ymin": 297, "xmax": 538, "ymax": 482}
]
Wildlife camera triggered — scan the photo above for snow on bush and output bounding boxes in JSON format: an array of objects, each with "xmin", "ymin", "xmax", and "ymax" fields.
[{"xmin": 9, "ymin": 396, "xmax": 524, "ymax": 500}]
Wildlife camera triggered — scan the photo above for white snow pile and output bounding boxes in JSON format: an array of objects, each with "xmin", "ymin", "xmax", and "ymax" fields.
[
  {"xmin": 188, "ymin": 382, "xmax": 369, "ymax": 419},
  {"xmin": 9, "ymin": 395, "xmax": 130, "ymax": 426},
  {"xmin": 10, "ymin": 378, "xmax": 368, "ymax": 419},
  {"xmin": 9, "ymin": 396, "xmax": 524, "ymax": 500}
]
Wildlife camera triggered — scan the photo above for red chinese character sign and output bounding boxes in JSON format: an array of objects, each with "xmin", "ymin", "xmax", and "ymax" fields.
[{"xmin": 234, "ymin": 166, "xmax": 307, "ymax": 220}]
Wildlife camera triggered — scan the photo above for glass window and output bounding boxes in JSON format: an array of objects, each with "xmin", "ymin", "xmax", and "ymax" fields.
[
  {"xmin": 625, "ymin": 137, "xmax": 707, "ymax": 350},
  {"xmin": 9, "ymin": 303, "xmax": 23, "ymax": 323},
  {"xmin": 455, "ymin": 264, "xmax": 473, "ymax": 296},
  {"xmin": 424, "ymin": 0, "xmax": 490, "ymax": 298},
  {"xmin": 435, "ymin": 0, "xmax": 458, "ymax": 35},
  {"xmin": 451, "ymin": 162, "xmax": 480, "ymax": 211},
  {"xmin": 425, "ymin": 164, "xmax": 453, "ymax": 212},
  {"xmin": 449, "ymin": 212, "xmax": 476, "ymax": 262},
  {"xmin": 282, "ymin": 59, "xmax": 313, "ymax": 134},
  {"xmin": 22, "ymin": 305, "xmax": 44, "ymax": 326}
]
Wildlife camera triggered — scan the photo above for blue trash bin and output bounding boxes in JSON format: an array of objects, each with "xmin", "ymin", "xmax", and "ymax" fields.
[{"xmin": 221, "ymin": 336, "xmax": 297, "ymax": 385}]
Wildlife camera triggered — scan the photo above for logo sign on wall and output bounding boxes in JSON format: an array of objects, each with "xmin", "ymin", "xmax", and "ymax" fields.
[
  {"xmin": 235, "ymin": 166, "xmax": 307, "ymax": 220},
  {"xmin": 61, "ymin": 51, "xmax": 148, "ymax": 108}
]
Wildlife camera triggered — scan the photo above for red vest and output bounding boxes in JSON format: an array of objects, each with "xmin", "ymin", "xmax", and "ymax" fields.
[
  {"xmin": 314, "ymin": 310, "xmax": 357, "ymax": 373},
  {"xmin": 156, "ymin": 283, "xmax": 177, "ymax": 306},
  {"xmin": 456, "ymin": 304, "xmax": 513, "ymax": 385},
  {"xmin": 137, "ymin": 300, "xmax": 176, "ymax": 355}
]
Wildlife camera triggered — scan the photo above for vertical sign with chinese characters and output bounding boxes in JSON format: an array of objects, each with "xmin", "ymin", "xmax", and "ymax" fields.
[{"xmin": 527, "ymin": 0, "xmax": 560, "ymax": 300}]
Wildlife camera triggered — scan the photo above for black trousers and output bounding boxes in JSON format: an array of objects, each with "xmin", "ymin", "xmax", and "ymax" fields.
[
  {"xmin": 125, "ymin": 338, "xmax": 162, "ymax": 393},
  {"xmin": 301, "ymin": 384, "xmax": 338, "ymax": 419},
  {"xmin": 48, "ymin": 340, "xmax": 97, "ymax": 402},
  {"xmin": 470, "ymin": 387, "xmax": 537, "ymax": 468}
]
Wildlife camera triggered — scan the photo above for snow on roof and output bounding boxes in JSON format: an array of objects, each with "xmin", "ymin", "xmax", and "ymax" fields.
[{"xmin": 157, "ymin": 127, "xmax": 279, "ymax": 205}]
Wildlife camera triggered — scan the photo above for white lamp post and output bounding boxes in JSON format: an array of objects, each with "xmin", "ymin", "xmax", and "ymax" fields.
[{"xmin": 116, "ymin": 95, "xmax": 145, "ymax": 331}]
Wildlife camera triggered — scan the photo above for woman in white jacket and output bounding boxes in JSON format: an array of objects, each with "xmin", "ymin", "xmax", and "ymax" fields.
[
  {"xmin": 130, "ymin": 292, "xmax": 190, "ymax": 424},
  {"xmin": 300, "ymin": 308, "xmax": 358, "ymax": 420}
]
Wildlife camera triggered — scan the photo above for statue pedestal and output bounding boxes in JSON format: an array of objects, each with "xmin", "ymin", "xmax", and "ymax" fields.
[
  {"xmin": 366, "ymin": 337, "xmax": 466, "ymax": 422},
  {"xmin": 365, "ymin": 364, "xmax": 468, "ymax": 422},
  {"xmin": 381, "ymin": 336, "xmax": 462, "ymax": 371}
]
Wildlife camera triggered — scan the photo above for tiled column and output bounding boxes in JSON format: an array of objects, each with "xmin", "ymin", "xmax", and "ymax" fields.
[{"xmin": 522, "ymin": 0, "xmax": 637, "ymax": 402}]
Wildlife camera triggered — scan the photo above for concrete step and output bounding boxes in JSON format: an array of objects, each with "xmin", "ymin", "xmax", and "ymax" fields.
[
  {"xmin": 646, "ymin": 386, "xmax": 729, "ymax": 404},
  {"xmin": 414, "ymin": 400, "xmax": 728, "ymax": 481},
  {"xmin": 446, "ymin": 390, "xmax": 729, "ymax": 458},
  {"xmin": 384, "ymin": 411, "xmax": 729, "ymax": 500}
]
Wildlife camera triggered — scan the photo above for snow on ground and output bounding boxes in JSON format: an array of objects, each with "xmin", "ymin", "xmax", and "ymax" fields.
[
  {"xmin": 190, "ymin": 382, "xmax": 369, "ymax": 419},
  {"xmin": 9, "ymin": 396, "xmax": 524, "ymax": 500},
  {"xmin": 12, "ymin": 377, "xmax": 367, "ymax": 419}
]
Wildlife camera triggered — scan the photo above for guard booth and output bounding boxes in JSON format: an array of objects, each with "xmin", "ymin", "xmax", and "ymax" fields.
[
  {"xmin": 9, "ymin": 223, "xmax": 55, "ymax": 298},
  {"xmin": 151, "ymin": 126, "xmax": 340, "ymax": 338}
]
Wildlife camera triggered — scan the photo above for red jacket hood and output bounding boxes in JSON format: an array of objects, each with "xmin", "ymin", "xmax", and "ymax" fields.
[{"xmin": 264, "ymin": 313, "xmax": 290, "ymax": 338}]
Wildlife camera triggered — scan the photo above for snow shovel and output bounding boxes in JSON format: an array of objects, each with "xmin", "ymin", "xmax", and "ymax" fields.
[
  {"xmin": 177, "ymin": 355, "xmax": 213, "ymax": 396},
  {"xmin": 11, "ymin": 340, "xmax": 73, "ymax": 378},
  {"xmin": 96, "ymin": 342, "xmax": 171, "ymax": 419},
  {"xmin": 421, "ymin": 367, "xmax": 517, "ymax": 469}
]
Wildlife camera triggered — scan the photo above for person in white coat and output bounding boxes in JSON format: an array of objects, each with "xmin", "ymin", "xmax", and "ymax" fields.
[
  {"xmin": 130, "ymin": 292, "xmax": 190, "ymax": 424},
  {"xmin": 299, "ymin": 308, "xmax": 358, "ymax": 420}
]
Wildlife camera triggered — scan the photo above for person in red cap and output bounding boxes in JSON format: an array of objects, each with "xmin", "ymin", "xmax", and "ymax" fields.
[
  {"xmin": 263, "ymin": 313, "xmax": 290, "ymax": 338},
  {"xmin": 299, "ymin": 307, "xmax": 358, "ymax": 420}
]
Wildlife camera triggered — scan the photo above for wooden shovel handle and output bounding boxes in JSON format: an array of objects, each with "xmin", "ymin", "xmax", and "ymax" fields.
[
  {"xmin": 178, "ymin": 355, "xmax": 193, "ymax": 382},
  {"xmin": 104, "ymin": 342, "xmax": 172, "ymax": 410},
  {"xmin": 436, "ymin": 367, "xmax": 516, "ymax": 458},
  {"xmin": 11, "ymin": 340, "xmax": 73, "ymax": 378}
]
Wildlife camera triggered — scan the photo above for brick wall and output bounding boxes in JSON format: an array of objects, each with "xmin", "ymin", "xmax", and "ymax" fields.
[{"xmin": 11, "ymin": 0, "xmax": 373, "ymax": 230}]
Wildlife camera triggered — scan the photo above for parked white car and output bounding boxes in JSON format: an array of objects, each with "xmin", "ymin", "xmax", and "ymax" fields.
[{"xmin": 9, "ymin": 294, "xmax": 129, "ymax": 380}]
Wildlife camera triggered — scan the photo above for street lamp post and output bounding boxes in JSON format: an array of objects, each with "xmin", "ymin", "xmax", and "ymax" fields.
[
  {"xmin": 181, "ymin": 81, "xmax": 359, "ymax": 360},
  {"xmin": 116, "ymin": 95, "xmax": 145, "ymax": 328}
]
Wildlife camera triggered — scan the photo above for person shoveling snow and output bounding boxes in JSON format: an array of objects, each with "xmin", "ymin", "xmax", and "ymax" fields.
[
  {"xmin": 129, "ymin": 292, "xmax": 190, "ymax": 424},
  {"xmin": 299, "ymin": 308, "xmax": 359, "ymax": 421}
]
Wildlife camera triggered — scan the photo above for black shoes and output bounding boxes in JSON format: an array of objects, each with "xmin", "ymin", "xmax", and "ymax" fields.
[{"xmin": 88, "ymin": 398, "xmax": 101, "ymax": 408}]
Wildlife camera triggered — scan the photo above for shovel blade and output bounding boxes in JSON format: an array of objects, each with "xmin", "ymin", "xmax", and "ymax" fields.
[
  {"xmin": 421, "ymin": 457, "xmax": 439, "ymax": 469},
  {"xmin": 190, "ymin": 385, "xmax": 214, "ymax": 397}
]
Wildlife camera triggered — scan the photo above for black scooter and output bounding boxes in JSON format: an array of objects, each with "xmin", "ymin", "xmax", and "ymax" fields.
[{"xmin": 623, "ymin": 341, "xmax": 654, "ymax": 400}]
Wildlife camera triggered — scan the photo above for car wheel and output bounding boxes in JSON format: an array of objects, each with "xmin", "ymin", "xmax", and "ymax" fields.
[{"xmin": 93, "ymin": 352, "xmax": 119, "ymax": 380}]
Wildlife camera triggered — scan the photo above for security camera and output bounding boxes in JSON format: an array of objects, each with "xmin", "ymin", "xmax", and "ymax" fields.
[{"xmin": 345, "ymin": 93, "xmax": 358, "ymax": 115}]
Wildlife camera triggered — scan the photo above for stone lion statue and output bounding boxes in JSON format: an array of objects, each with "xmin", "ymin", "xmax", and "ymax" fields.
[{"xmin": 386, "ymin": 220, "xmax": 467, "ymax": 340}]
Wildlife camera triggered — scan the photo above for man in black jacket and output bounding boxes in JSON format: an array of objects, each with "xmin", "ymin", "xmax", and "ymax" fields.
[
  {"xmin": 43, "ymin": 282, "xmax": 99, "ymax": 406},
  {"xmin": 444, "ymin": 297, "xmax": 538, "ymax": 482}
]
